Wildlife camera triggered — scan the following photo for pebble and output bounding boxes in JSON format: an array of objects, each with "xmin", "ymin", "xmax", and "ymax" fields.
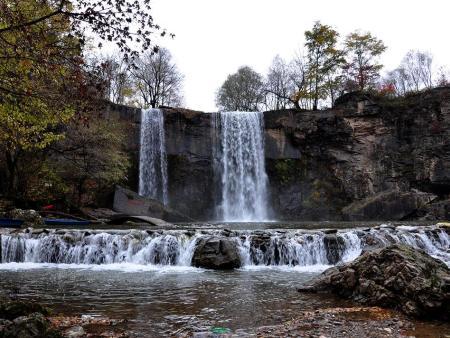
[{"xmin": 66, "ymin": 326, "xmax": 85, "ymax": 338}]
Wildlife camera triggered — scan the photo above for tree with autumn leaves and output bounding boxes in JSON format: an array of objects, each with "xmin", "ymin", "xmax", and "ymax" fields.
[
  {"xmin": 302, "ymin": 22, "xmax": 387, "ymax": 110},
  {"xmin": 219, "ymin": 22, "xmax": 390, "ymax": 111},
  {"xmin": 0, "ymin": 0, "xmax": 166, "ymax": 203},
  {"xmin": 343, "ymin": 31, "xmax": 387, "ymax": 91}
]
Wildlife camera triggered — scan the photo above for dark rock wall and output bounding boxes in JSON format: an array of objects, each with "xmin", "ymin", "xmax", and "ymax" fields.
[{"xmin": 113, "ymin": 87, "xmax": 450, "ymax": 221}]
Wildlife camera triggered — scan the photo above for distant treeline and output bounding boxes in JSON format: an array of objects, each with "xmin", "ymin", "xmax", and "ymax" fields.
[{"xmin": 215, "ymin": 22, "xmax": 449, "ymax": 111}]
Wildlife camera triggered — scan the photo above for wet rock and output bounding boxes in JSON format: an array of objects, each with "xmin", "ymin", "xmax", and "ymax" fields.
[
  {"xmin": 113, "ymin": 185, "xmax": 193, "ymax": 222},
  {"xmin": 360, "ymin": 233, "xmax": 385, "ymax": 252},
  {"xmin": 0, "ymin": 312, "xmax": 61, "ymax": 338},
  {"xmin": 419, "ymin": 199, "xmax": 450, "ymax": 220},
  {"xmin": 323, "ymin": 229, "xmax": 338, "ymax": 234},
  {"xmin": 323, "ymin": 234, "xmax": 345, "ymax": 264},
  {"xmin": 0, "ymin": 300, "xmax": 50, "ymax": 320},
  {"xmin": 342, "ymin": 190, "xmax": 437, "ymax": 221},
  {"xmin": 8, "ymin": 209, "xmax": 44, "ymax": 226},
  {"xmin": 298, "ymin": 244, "xmax": 450, "ymax": 320},
  {"xmin": 65, "ymin": 325, "xmax": 85, "ymax": 337},
  {"xmin": 192, "ymin": 237, "xmax": 241, "ymax": 269}
]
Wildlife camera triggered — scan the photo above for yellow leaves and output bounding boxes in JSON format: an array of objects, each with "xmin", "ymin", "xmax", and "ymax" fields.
[{"xmin": 0, "ymin": 96, "xmax": 74, "ymax": 152}]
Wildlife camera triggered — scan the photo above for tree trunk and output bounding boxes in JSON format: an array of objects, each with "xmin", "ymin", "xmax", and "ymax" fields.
[{"xmin": 5, "ymin": 150, "xmax": 18, "ymax": 197}]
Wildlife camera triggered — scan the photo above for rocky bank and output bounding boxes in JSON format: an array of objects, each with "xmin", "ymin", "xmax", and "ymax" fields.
[{"xmin": 298, "ymin": 244, "xmax": 450, "ymax": 320}]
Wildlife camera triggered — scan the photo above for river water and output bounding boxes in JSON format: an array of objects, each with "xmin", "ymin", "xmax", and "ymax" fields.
[
  {"xmin": 0, "ymin": 264, "xmax": 343, "ymax": 336},
  {"xmin": 0, "ymin": 223, "xmax": 448, "ymax": 336}
]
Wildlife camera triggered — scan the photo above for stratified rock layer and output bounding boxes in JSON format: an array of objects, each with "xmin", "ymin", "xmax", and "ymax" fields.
[{"xmin": 298, "ymin": 244, "xmax": 450, "ymax": 320}]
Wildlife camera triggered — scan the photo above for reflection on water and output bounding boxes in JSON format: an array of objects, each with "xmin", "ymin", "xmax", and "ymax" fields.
[{"xmin": 0, "ymin": 266, "xmax": 345, "ymax": 336}]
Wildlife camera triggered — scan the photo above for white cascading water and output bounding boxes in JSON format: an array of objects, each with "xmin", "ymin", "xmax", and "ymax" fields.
[
  {"xmin": 138, "ymin": 108, "xmax": 168, "ymax": 205},
  {"xmin": 2, "ymin": 226, "xmax": 449, "ymax": 268},
  {"xmin": 213, "ymin": 111, "xmax": 269, "ymax": 221}
]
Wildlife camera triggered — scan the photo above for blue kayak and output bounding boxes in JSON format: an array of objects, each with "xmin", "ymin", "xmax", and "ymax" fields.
[
  {"xmin": 0, "ymin": 218, "xmax": 24, "ymax": 228},
  {"xmin": 44, "ymin": 218, "xmax": 90, "ymax": 226},
  {"xmin": 0, "ymin": 218, "xmax": 90, "ymax": 227}
]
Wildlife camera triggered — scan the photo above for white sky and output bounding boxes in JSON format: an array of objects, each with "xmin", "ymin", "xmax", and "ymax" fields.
[{"xmin": 148, "ymin": 0, "xmax": 449, "ymax": 111}]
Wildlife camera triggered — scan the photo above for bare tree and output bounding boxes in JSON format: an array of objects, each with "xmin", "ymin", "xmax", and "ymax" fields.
[
  {"xmin": 90, "ymin": 55, "xmax": 134, "ymax": 104},
  {"xmin": 402, "ymin": 50, "xmax": 434, "ymax": 91},
  {"xmin": 384, "ymin": 67, "xmax": 410, "ymax": 95},
  {"xmin": 216, "ymin": 66, "xmax": 265, "ymax": 111},
  {"xmin": 289, "ymin": 54, "xmax": 313, "ymax": 109},
  {"xmin": 436, "ymin": 66, "xmax": 450, "ymax": 86},
  {"xmin": 384, "ymin": 50, "xmax": 435, "ymax": 95},
  {"xmin": 131, "ymin": 48, "xmax": 184, "ymax": 108},
  {"xmin": 264, "ymin": 56, "xmax": 295, "ymax": 110}
]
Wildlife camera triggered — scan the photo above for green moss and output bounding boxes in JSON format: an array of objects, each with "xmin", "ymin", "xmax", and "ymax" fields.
[
  {"xmin": 304, "ymin": 178, "xmax": 347, "ymax": 209},
  {"xmin": 273, "ymin": 158, "xmax": 307, "ymax": 185}
]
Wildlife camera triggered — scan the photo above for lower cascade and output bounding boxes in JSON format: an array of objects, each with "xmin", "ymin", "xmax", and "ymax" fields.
[
  {"xmin": 213, "ymin": 111, "xmax": 269, "ymax": 222},
  {"xmin": 138, "ymin": 108, "xmax": 168, "ymax": 205},
  {"xmin": 1, "ymin": 226, "xmax": 448, "ymax": 267}
]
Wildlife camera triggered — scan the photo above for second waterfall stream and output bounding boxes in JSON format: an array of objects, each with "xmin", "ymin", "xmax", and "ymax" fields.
[{"xmin": 213, "ymin": 111, "xmax": 269, "ymax": 222}]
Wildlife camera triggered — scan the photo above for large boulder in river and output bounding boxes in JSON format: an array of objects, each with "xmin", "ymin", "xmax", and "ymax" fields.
[
  {"xmin": 192, "ymin": 237, "xmax": 241, "ymax": 270},
  {"xmin": 298, "ymin": 244, "xmax": 450, "ymax": 320},
  {"xmin": 113, "ymin": 185, "xmax": 192, "ymax": 222},
  {"xmin": 323, "ymin": 234, "xmax": 346, "ymax": 264},
  {"xmin": 342, "ymin": 190, "xmax": 437, "ymax": 221}
]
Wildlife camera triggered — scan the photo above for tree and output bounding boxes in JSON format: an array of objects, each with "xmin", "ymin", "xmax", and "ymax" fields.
[
  {"xmin": 344, "ymin": 31, "xmax": 387, "ymax": 91},
  {"xmin": 0, "ymin": 0, "xmax": 80, "ymax": 196},
  {"xmin": 89, "ymin": 55, "xmax": 134, "ymax": 105},
  {"xmin": 304, "ymin": 22, "xmax": 345, "ymax": 110},
  {"xmin": 0, "ymin": 0, "xmax": 170, "ymax": 62},
  {"xmin": 50, "ymin": 117, "xmax": 130, "ymax": 206},
  {"xmin": 436, "ymin": 67, "xmax": 450, "ymax": 86},
  {"xmin": 289, "ymin": 54, "xmax": 313, "ymax": 109},
  {"xmin": 384, "ymin": 50, "xmax": 435, "ymax": 95},
  {"xmin": 264, "ymin": 56, "xmax": 295, "ymax": 110},
  {"xmin": 402, "ymin": 50, "xmax": 433, "ymax": 90},
  {"xmin": 216, "ymin": 66, "xmax": 265, "ymax": 111},
  {"xmin": 384, "ymin": 68, "xmax": 410, "ymax": 95},
  {"xmin": 131, "ymin": 48, "xmax": 184, "ymax": 108}
]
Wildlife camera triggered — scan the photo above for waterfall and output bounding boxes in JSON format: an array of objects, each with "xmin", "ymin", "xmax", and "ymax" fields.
[
  {"xmin": 2, "ymin": 226, "xmax": 448, "ymax": 267},
  {"xmin": 139, "ymin": 108, "xmax": 168, "ymax": 205},
  {"xmin": 213, "ymin": 111, "xmax": 269, "ymax": 221},
  {"xmin": 1, "ymin": 231, "xmax": 199, "ymax": 265}
]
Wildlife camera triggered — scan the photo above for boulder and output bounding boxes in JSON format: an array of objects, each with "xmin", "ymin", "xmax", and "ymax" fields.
[
  {"xmin": 8, "ymin": 209, "xmax": 44, "ymax": 226},
  {"xmin": 0, "ymin": 301, "xmax": 50, "ymax": 320},
  {"xmin": 1, "ymin": 313, "xmax": 62, "ymax": 337},
  {"xmin": 0, "ymin": 300, "xmax": 61, "ymax": 338},
  {"xmin": 298, "ymin": 244, "xmax": 450, "ymax": 320},
  {"xmin": 323, "ymin": 234, "xmax": 345, "ymax": 264},
  {"xmin": 419, "ymin": 199, "xmax": 450, "ymax": 221},
  {"xmin": 342, "ymin": 190, "xmax": 437, "ymax": 221},
  {"xmin": 192, "ymin": 237, "xmax": 241, "ymax": 269},
  {"xmin": 113, "ymin": 185, "xmax": 193, "ymax": 222}
]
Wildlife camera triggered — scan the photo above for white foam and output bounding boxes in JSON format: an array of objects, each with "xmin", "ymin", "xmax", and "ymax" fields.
[
  {"xmin": 239, "ymin": 264, "xmax": 332, "ymax": 273},
  {"xmin": 0, "ymin": 262, "xmax": 204, "ymax": 273}
]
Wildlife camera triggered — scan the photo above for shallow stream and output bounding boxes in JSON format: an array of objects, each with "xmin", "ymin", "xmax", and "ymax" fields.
[{"xmin": 0, "ymin": 223, "xmax": 449, "ymax": 336}]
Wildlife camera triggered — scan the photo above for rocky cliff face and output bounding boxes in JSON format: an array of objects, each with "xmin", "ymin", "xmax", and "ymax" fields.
[
  {"xmin": 117, "ymin": 87, "xmax": 450, "ymax": 221},
  {"xmin": 266, "ymin": 88, "xmax": 450, "ymax": 221}
]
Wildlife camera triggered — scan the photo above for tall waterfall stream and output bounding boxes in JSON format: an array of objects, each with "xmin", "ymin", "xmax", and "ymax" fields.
[
  {"xmin": 138, "ymin": 108, "xmax": 168, "ymax": 205},
  {"xmin": 213, "ymin": 111, "xmax": 269, "ymax": 222}
]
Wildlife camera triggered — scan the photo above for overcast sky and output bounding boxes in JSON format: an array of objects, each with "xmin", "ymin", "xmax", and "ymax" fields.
[{"xmin": 148, "ymin": 0, "xmax": 449, "ymax": 111}]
